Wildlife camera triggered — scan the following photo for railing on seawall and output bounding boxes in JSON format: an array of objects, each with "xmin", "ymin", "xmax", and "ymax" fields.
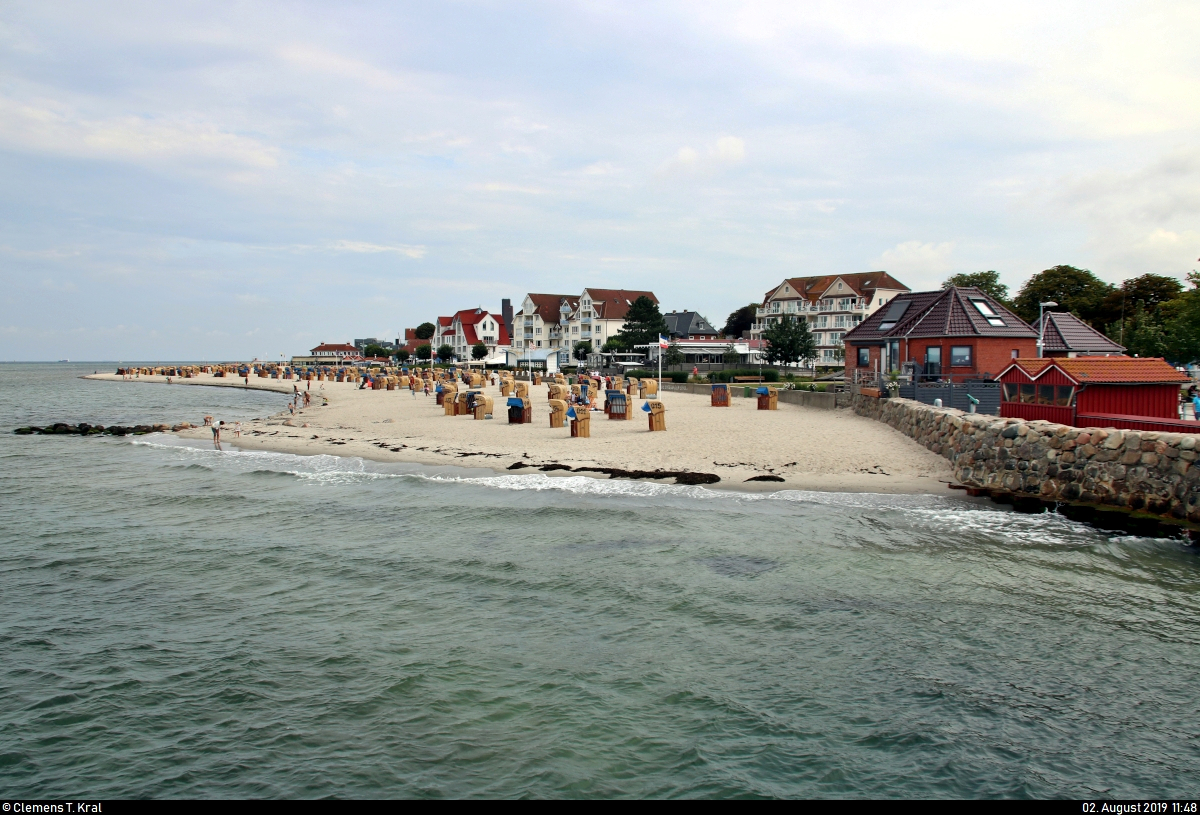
[{"xmin": 1076, "ymin": 412, "xmax": 1200, "ymax": 434}]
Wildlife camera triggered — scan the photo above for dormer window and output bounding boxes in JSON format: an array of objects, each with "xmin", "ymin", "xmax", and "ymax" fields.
[{"xmin": 971, "ymin": 299, "xmax": 1006, "ymax": 327}]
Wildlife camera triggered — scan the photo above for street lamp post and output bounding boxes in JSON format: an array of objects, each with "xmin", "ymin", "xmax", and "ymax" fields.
[{"xmin": 1037, "ymin": 301, "xmax": 1059, "ymax": 358}]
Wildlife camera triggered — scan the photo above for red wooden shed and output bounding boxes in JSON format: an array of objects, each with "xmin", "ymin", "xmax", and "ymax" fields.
[{"xmin": 997, "ymin": 357, "xmax": 1193, "ymax": 431}]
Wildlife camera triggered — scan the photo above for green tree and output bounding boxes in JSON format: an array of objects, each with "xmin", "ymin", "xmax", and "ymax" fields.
[
  {"xmin": 722, "ymin": 303, "xmax": 761, "ymax": 338},
  {"xmin": 1094, "ymin": 273, "xmax": 1185, "ymax": 330},
  {"xmin": 1123, "ymin": 306, "xmax": 1168, "ymax": 359},
  {"xmin": 762, "ymin": 316, "xmax": 818, "ymax": 367},
  {"xmin": 722, "ymin": 343, "xmax": 740, "ymax": 364},
  {"xmin": 414, "ymin": 322, "xmax": 436, "ymax": 340},
  {"xmin": 1162, "ymin": 271, "xmax": 1200, "ymax": 364},
  {"xmin": 664, "ymin": 342, "xmax": 684, "ymax": 367},
  {"xmin": 395, "ymin": 349, "xmax": 410, "ymax": 363},
  {"xmin": 1012, "ymin": 265, "xmax": 1114, "ymax": 327},
  {"xmin": 471, "ymin": 342, "xmax": 488, "ymax": 360},
  {"xmin": 613, "ymin": 296, "xmax": 669, "ymax": 350},
  {"xmin": 415, "ymin": 344, "xmax": 432, "ymax": 361},
  {"xmin": 436, "ymin": 344, "xmax": 455, "ymax": 362},
  {"xmin": 362, "ymin": 344, "xmax": 389, "ymax": 358},
  {"xmin": 572, "ymin": 340, "xmax": 592, "ymax": 362},
  {"xmin": 600, "ymin": 337, "xmax": 622, "ymax": 353},
  {"xmin": 943, "ymin": 271, "xmax": 1009, "ymax": 303}
]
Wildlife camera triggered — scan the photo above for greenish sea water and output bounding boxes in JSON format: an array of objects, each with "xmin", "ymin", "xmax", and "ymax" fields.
[{"xmin": 2, "ymin": 363, "xmax": 1199, "ymax": 798}]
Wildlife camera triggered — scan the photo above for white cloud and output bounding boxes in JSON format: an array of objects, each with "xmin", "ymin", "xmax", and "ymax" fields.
[
  {"xmin": 276, "ymin": 44, "xmax": 408, "ymax": 91},
  {"xmin": 328, "ymin": 241, "xmax": 426, "ymax": 258},
  {"xmin": 0, "ymin": 97, "xmax": 280, "ymax": 171},
  {"xmin": 660, "ymin": 136, "xmax": 745, "ymax": 174},
  {"xmin": 715, "ymin": 136, "xmax": 745, "ymax": 162},
  {"xmin": 873, "ymin": 241, "xmax": 955, "ymax": 282},
  {"xmin": 1052, "ymin": 147, "xmax": 1200, "ymax": 278},
  {"xmin": 472, "ymin": 183, "xmax": 545, "ymax": 194}
]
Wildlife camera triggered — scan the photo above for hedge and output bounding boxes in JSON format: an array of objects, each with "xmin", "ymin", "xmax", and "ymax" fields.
[{"xmin": 709, "ymin": 368, "xmax": 780, "ymax": 383}]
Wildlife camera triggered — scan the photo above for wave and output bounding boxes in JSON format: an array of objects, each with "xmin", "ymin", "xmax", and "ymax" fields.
[{"xmin": 128, "ymin": 437, "xmax": 1144, "ymax": 548}]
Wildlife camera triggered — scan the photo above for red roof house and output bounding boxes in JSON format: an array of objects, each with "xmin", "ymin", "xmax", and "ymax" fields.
[
  {"xmin": 998, "ymin": 356, "xmax": 1191, "ymax": 431},
  {"xmin": 310, "ymin": 343, "xmax": 360, "ymax": 359},
  {"xmin": 843, "ymin": 287, "xmax": 1038, "ymax": 383}
]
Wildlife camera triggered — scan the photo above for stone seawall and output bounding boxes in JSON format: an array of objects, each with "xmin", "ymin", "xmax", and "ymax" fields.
[{"xmin": 852, "ymin": 395, "xmax": 1200, "ymax": 529}]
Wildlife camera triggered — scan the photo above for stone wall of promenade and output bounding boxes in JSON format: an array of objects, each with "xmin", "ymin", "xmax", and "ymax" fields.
[{"xmin": 851, "ymin": 395, "xmax": 1200, "ymax": 525}]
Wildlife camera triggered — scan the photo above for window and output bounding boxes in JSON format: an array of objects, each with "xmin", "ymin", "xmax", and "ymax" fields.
[
  {"xmin": 950, "ymin": 346, "xmax": 972, "ymax": 367},
  {"xmin": 970, "ymin": 299, "xmax": 1006, "ymax": 327},
  {"xmin": 1037, "ymin": 385, "xmax": 1055, "ymax": 405},
  {"xmin": 536, "ymin": 341, "xmax": 542, "ymax": 347},
  {"xmin": 1020, "ymin": 384, "xmax": 1035, "ymax": 403},
  {"xmin": 572, "ymin": 325, "xmax": 578, "ymax": 333},
  {"xmin": 813, "ymin": 333, "xmax": 823, "ymax": 345},
  {"xmin": 1056, "ymin": 386, "xmax": 1076, "ymax": 407},
  {"xmin": 1003, "ymin": 383, "xmax": 1018, "ymax": 402},
  {"xmin": 925, "ymin": 347, "xmax": 941, "ymax": 365},
  {"xmin": 857, "ymin": 347, "xmax": 870, "ymax": 366},
  {"xmin": 1012, "ymin": 349, "xmax": 1019, "ymax": 359}
]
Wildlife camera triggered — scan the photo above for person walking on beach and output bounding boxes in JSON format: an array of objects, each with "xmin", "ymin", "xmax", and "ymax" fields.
[
  {"xmin": 212, "ymin": 421, "xmax": 221, "ymax": 445},
  {"xmin": 234, "ymin": 421, "xmax": 242, "ymax": 438}
]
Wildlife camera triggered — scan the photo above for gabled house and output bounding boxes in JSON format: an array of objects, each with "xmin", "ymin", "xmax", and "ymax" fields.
[
  {"xmin": 447, "ymin": 308, "xmax": 511, "ymax": 360},
  {"xmin": 512, "ymin": 288, "xmax": 660, "ymax": 353},
  {"xmin": 752, "ymin": 272, "xmax": 910, "ymax": 366},
  {"xmin": 1037, "ymin": 311, "xmax": 1126, "ymax": 357},
  {"xmin": 512, "ymin": 293, "xmax": 578, "ymax": 350},
  {"xmin": 310, "ymin": 343, "xmax": 360, "ymax": 360},
  {"xmin": 664, "ymin": 310, "xmax": 718, "ymax": 340},
  {"xmin": 998, "ymin": 356, "xmax": 1189, "ymax": 431},
  {"xmin": 842, "ymin": 286, "xmax": 1038, "ymax": 382},
  {"xmin": 563, "ymin": 288, "xmax": 658, "ymax": 353}
]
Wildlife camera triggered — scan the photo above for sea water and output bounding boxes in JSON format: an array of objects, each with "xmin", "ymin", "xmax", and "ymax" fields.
[{"xmin": 2, "ymin": 363, "xmax": 1199, "ymax": 798}]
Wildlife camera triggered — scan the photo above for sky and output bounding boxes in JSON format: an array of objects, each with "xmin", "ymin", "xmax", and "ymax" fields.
[{"xmin": 2, "ymin": 0, "xmax": 1199, "ymax": 360}]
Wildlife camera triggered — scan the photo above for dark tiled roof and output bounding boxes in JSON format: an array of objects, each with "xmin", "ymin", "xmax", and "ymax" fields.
[
  {"xmin": 1039, "ymin": 312, "xmax": 1126, "ymax": 353},
  {"xmin": 665, "ymin": 311, "xmax": 717, "ymax": 336},
  {"xmin": 844, "ymin": 287, "xmax": 1038, "ymax": 342}
]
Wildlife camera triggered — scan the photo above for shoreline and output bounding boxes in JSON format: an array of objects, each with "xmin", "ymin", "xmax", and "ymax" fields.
[{"xmin": 82, "ymin": 372, "xmax": 959, "ymax": 495}]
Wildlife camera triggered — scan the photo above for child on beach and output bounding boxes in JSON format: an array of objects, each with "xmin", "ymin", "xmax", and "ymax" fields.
[{"xmin": 234, "ymin": 422, "xmax": 242, "ymax": 437}]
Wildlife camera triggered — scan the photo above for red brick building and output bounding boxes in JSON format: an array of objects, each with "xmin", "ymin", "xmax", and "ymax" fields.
[{"xmin": 843, "ymin": 286, "xmax": 1038, "ymax": 383}]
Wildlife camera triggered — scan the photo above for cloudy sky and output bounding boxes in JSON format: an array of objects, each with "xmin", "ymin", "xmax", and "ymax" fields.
[{"xmin": 2, "ymin": 0, "xmax": 1198, "ymax": 360}]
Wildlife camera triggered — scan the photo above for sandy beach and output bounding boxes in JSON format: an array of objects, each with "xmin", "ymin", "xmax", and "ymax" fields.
[{"xmin": 83, "ymin": 372, "xmax": 954, "ymax": 493}]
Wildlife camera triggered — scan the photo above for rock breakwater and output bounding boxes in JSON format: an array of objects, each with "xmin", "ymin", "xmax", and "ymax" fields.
[{"xmin": 853, "ymin": 395, "xmax": 1200, "ymax": 537}]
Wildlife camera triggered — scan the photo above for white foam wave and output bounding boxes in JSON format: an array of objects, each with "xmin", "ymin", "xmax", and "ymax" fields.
[{"xmin": 130, "ymin": 436, "xmax": 1110, "ymax": 547}]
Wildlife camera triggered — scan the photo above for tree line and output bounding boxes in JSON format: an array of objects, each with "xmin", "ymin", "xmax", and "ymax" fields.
[{"xmin": 944, "ymin": 266, "xmax": 1200, "ymax": 363}]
